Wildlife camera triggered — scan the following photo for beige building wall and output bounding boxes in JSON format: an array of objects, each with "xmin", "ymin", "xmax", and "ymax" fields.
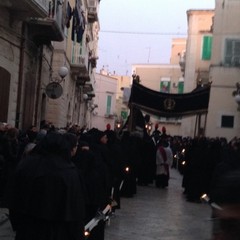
[
  {"xmin": 206, "ymin": 0, "xmax": 240, "ymax": 140},
  {"xmin": 170, "ymin": 38, "xmax": 187, "ymax": 65},
  {"xmin": 113, "ymin": 75, "xmax": 132, "ymax": 124},
  {"xmin": 181, "ymin": 10, "xmax": 214, "ymax": 137}
]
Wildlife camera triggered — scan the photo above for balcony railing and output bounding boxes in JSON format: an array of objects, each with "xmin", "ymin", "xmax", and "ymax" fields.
[
  {"xmin": 27, "ymin": 0, "xmax": 64, "ymax": 42},
  {"xmin": 29, "ymin": 0, "xmax": 49, "ymax": 14},
  {"xmin": 71, "ymin": 44, "xmax": 90, "ymax": 82},
  {"xmin": 0, "ymin": 0, "xmax": 49, "ymax": 19}
]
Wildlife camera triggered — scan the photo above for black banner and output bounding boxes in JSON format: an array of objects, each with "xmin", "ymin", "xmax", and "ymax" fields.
[{"xmin": 129, "ymin": 82, "xmax": 211, "ymax": 118}]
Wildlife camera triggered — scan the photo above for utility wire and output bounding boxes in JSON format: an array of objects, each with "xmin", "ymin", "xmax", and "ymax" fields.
[{"xmin": 100, "ymin": 30, "xmax": 187, "ymax": 36}]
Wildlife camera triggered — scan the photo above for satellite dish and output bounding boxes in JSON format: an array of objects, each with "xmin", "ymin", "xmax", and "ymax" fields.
[{"xmin": 45, "ymin": 82, "xmax": 63, "ymax": 99}]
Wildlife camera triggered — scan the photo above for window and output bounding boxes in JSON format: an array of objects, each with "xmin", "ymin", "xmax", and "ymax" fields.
[
  {"xmin": 106, "ymin": 95, "xmax": 112, "ymax": 115},
  {"xmin": 160, "ymin": 78, "xmax": 170, "ymax": 93},
  {"xmin": 221, "ymin": 115, "xmax": 234, "ymax": 128},
  {"xmin": 202, "ymin": 36, "xmax": 212, "ymax": 60},
  {"xmin": 224, "ymin": 39, "xmax": 240, "ymax": 66}
]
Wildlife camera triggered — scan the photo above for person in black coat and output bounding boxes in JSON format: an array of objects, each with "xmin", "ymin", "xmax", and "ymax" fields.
[
  {"xmin": 104, "ymin": 129, "xmax": 125, "ymax": 210},
  {"xmin": 74, "ymin": 129, "xmax": 111, "ymax": 240},
  {"xmin": 9, "ymin": 132, "xmax": 85, "ymax": 240},
  {"xmin": 209, "ymin": 139, "xmax": 240, "ymax": 240}
]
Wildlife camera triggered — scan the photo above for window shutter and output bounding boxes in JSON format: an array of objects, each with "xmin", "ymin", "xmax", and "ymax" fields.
[
  {"xmin": 178, "ymin": 82, "xmax": 184, "ymax": 94},
  {"xmin": 106, "ymin": 95, "xmax": 112, "ymax": 115},
  {"xmin": 225, "ymin": 40, "xmax": 233, "ymax": 64},
  {"xmin": 202, "ymin": 36, "xmax": 212, "ymax": 60},
  {"xmin": 224, "ymin": 39, "xmax": 240, "ymax": 65},
  {"xmin": 234, "ymin": 41, "xmax": 240, "ymax": 64}
]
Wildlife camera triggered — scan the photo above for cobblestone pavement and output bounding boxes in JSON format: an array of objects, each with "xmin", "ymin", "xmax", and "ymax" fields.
[
  {"xmin": 105, "ymin": 169, "xmax": 212, "ymax": 240},
  {"xmin": 0, "ymin": 169, "xmax": 212, "ymax": 240}
]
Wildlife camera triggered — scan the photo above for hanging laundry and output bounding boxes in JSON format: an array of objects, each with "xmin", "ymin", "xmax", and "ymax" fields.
[
  {"xmin": 65, "ymin": 1, "xmax": 72, "ymax": 28},
  {"xmin": 71, "ymin": 6, "xmax": 85, "ymax": 43}
]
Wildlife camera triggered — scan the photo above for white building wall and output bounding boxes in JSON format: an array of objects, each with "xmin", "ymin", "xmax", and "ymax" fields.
[{"xmin": 91, "ymin": 73, "xmax": 117, "ymax": 131}]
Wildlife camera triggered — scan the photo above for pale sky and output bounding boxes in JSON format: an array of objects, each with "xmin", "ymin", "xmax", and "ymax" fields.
[{"xmin": 96, "ymin": 0, "xmax": 215, "ymax": 76}]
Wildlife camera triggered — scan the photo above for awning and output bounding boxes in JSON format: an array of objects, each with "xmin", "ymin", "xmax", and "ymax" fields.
[{"xmin": 128, "ymin": 81, "xmax": 211, "ymax": 118}]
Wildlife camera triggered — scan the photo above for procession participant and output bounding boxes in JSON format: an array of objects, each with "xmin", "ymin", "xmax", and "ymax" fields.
[
  {"xmin": 120, "ymin": 131, "xmax": 138, "ymax": 197},
  {"xmin": 155, "ymin": 139, "xmax": 173, "ymax": 188},
  {"xmin": 151, "ymin": 123, "xmax": 161, "ymax": 147},
  {"xmin": 210, "ymin": 166, "xmax": 240, "ymax": 240},
  {"xmin": 104, "ymin": 129, "xmax": 125, "ymax": 210},
  {"xmin": 78, "ymin": 128, "xmax": 111, "ymax": 240},
  {"xmin": 1, "ymin": 127, "xmax": 20, "ymax": 208},
  {"xmin": 9, "ymin": 132, "xmax": 85, "ymax": 240}
]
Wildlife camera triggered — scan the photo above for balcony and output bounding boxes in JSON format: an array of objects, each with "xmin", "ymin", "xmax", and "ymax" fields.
[
  {"xmin": 27, "ymin": 0, "xmax": 64, "ymax": 43},
  {"xmin": 89, "ymin": 49, "xmax": 98, "ymax": 68},
  {"xmin": 71, "ymin": 46, "xmax": 90, "ymax": 82},
  {"xmin": 0, "ymin": 0, "xmax": 49, "ymax": 19},
  {"xmin": 87, "ymin": 0, "xmax": 99, "ymax": 23},
  {"xmin": 104, "ymin": 113, "xmax": 115, "ymax": 119}
]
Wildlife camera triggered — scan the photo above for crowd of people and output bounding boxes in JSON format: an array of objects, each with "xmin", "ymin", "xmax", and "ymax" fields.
[{"xmin": 1, "ymin": 120, "xmax": 240, "ymax": 240}]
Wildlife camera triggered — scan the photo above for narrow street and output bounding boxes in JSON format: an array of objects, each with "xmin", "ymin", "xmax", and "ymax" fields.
[
  {"xmin": 0, "ymin": 169, "xmax": 212, "ymax": 240},
  {"xmin": 105, "ymin": 169, "xmax": 212, "ymax": 240}
]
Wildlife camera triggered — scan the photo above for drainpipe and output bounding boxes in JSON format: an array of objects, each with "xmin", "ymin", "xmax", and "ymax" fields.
[
  {"xmin": 34, "ymin": 45, "xmax": 43, "ymax": 127},
  {"xmin": 15, "ymin": 22, "xmax": 26, "ymax": 129}
]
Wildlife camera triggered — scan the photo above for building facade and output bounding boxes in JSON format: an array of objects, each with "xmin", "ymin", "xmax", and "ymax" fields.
[
  {"xmin": 181, "ymin": 9, "xmax": 214, "ymax": 137},
  {"xmin": 206, "ymin": 0, "xmax": 240, "ymax": 140},
  {"xmin": 0, "ymin": 0, "xmax": 100, "ymax": 130}
]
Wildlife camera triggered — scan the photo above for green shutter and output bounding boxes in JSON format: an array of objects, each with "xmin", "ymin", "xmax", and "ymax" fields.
[
  {"xmin": 178, "ymin": 82, "xmax": 184, "ymax": 93},
  {"xmin": 121, "ymin": 111, "xmax": 128, "ymax": 120},
  {"xmin": 202, "ymin": 36, "xmax": 212, "ymax": 60},
  {"xmin": 106, "ymin": 95, "xmax": 112, "ymax": 115}
]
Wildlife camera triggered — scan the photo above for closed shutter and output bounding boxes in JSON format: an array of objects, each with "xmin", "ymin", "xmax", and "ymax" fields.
[
  {"xmin": 178, "ymin": 82, "xmax": 184, "ymax": 94},
  {"xmin": 106, "ymin": 95, "xmax": 112, "ymax": 115},
  {"xmin": 202, "ymin": 36, "xmax": 212, "ymax": 60},
  {"xmin": 225, "ymin": 39, "xmax": 240, "ymax": 65},
  {"xmin": 225, "ymin": 40, "xmax": 233, "ymax": 64}
]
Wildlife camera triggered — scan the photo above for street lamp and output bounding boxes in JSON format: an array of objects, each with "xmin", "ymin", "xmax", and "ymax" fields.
[
  {"xmin": 58, "ymin": 66, "xmax": 69, "ymax": 83},
  {"xmin": 45, "ymin": 66, "xmax": 69, "ymax": 99}
]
